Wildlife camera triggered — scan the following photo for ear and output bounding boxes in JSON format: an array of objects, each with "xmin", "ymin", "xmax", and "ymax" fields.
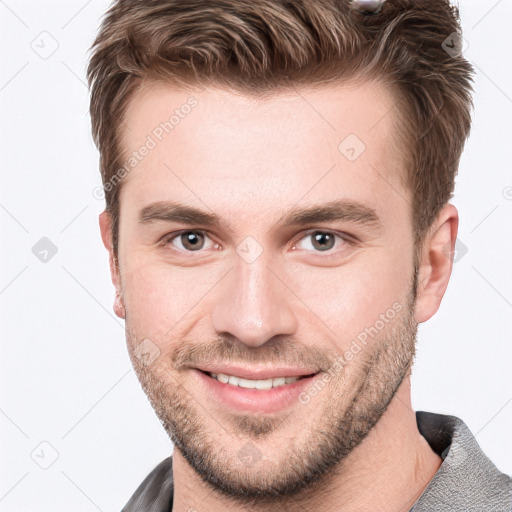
[
  {"xmin": 414, "ymin": 203, "xmax": 459, "ymax": 324},
  {"xmin": 99, "ymin": 210, "xmax": 125, "ymax": 319}
]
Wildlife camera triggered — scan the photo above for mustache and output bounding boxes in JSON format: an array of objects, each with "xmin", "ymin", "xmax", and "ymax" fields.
[{"xmin": 171, "ymin": 334, "xmax": 339, "ymax": 372}]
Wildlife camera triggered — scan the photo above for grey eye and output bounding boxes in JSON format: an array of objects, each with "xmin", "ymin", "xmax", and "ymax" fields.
[
  {"xmin": 180, "ymin": 231, "xmax": 205, "ymax": 251},
  {"xmin": 350, "ymin": 0, "xmax": 386, "ymax": 14},
  {"xmin": 310, "ymin": 231, "xmax": 336, "ymax": 252}
]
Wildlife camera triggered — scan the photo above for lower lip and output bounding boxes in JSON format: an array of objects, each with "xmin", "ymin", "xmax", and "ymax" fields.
[{"xmin": 193, "ymin": 369, "xmax": 320, "ymax": 414}]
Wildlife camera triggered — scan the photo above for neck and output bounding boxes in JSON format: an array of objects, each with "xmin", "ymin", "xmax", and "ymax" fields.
[{"xmin": 171, "ymin": 376, "xmax": 442, "ymax": 512}]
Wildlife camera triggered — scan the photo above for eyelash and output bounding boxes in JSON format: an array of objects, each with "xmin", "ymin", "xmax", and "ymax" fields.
[{"xmin": 160, "ymin": 229, "xmax": 357, "ymax": 256}]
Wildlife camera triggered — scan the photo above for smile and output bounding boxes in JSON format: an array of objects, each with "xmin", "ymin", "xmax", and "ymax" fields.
[
  {"xmin": 206, "ymin": 372, "xmax": 314, "ymax": 390},
  {"xmin": 194, "ymin": 369, "xmax": 321, "ymax": 413}
]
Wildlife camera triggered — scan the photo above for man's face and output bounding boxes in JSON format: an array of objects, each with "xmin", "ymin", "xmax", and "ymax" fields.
[{"xmin": 114, "ymin": 80, "xmax": 419, "ymax": 500}]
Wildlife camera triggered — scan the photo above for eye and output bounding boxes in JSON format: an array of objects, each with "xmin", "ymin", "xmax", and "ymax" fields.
[
  {"xmin": 160, "ymin": 229, "xmax": 355, "ymax": 256},
  {"xmin": 161, "ymin": 230, "xmax": 219, "ymax": 253},
  {"xmin": 292, "ymin": 230, "xmax": 354, "ymax": 254}
]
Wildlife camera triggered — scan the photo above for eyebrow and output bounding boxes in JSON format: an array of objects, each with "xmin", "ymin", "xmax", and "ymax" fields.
[{"xmin": 138, "ymin": 199, "xmax": 383, "ymax": 233}]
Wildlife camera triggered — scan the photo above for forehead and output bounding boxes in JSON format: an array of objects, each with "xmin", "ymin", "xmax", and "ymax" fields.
[{"xmin": 118, "ymin": 79, "xmax": 409, "ymax": 230}]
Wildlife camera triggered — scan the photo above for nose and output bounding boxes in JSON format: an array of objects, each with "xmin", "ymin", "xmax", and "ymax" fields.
[{"xmin": 211, "ymin": 251, "xmax": 298, "ymax": 348}]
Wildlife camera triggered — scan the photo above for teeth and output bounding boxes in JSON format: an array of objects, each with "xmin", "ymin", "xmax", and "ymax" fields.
[
  {"xmin": 228, "ymin": 375, "xmax": 240, "ymax": 387},
  {"xmin": 209, "ymin": 372, "xmax": 302, "ymax": 389},
  {"xmin": 273, "ymin": 377, "xmax": 285, "ymax": 387}
]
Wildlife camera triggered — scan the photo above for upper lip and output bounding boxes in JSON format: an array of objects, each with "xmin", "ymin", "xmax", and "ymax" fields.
[{"xmin": 194, "ymin": 364, "xmax": 319, "ymax": 380}]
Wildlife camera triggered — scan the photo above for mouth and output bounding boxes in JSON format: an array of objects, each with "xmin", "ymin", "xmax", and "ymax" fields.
[
  {"xmin": 200, "ymin": 370, "xmax": 317, "ymax": 390},
  {"xmin": 193, "ymin": 367, "xmax": 321, "ymax": 413}
]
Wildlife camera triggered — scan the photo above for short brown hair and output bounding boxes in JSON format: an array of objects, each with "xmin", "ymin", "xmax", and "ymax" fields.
[{"xmin": 87, "ymin": 0, "xmax": 474, "ymax": 261}]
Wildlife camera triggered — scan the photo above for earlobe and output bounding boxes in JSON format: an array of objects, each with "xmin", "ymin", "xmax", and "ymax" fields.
[
  {"xmin": 99, "ymin": 210, "xmax": 125, "ymax": 319},
  {"xmin": 114, "ymin": 292, "xmax": 126, "ymax": 319},
  {"xmin": 414, "ymin": 204, "xmax": 459, "ymax": 324}
]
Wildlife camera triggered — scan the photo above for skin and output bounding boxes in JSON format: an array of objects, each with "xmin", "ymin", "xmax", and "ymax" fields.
[{"xmin": 100, "ymin": 79, "xmax": 457, "ymax": 511}]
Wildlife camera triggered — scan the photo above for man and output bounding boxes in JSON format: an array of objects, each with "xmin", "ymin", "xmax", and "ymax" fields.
[{"xmin": 87, "ymin": 0, "xmax": 511, "ymax": 510}]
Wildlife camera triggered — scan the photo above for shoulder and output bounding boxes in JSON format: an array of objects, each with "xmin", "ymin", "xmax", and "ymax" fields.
[
  {"xmin": 412, "ymin": 411, "xmax": 512, "ymax": 512},
  {"xmin": 122, "ymin": 456, "xmax": 174, "ymax": 512}
]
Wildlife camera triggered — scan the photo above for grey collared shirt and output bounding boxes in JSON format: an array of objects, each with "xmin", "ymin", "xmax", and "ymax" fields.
[{"xmin": 123, "ymin": 411, "xmax": 512, "ymax": 511}]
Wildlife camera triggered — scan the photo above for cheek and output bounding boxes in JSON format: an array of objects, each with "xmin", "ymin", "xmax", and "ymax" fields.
[
  {"xmin": 121, "ymin": 258, "xmax": 222, "ymax": 334},
  {"xmin": 292, "ymin": 252, "xmax": 413, "ymax": 347}
]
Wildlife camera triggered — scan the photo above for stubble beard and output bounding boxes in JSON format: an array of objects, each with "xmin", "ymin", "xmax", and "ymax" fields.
[{"xmin": 127, "ymin": 277, "xmax": 419, "ymax": 505}]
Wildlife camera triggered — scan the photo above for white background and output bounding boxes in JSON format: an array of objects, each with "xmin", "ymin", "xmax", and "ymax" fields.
[{"xmin": 0, "ymin": 1, "xmax": 511, "ymax": 510}]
